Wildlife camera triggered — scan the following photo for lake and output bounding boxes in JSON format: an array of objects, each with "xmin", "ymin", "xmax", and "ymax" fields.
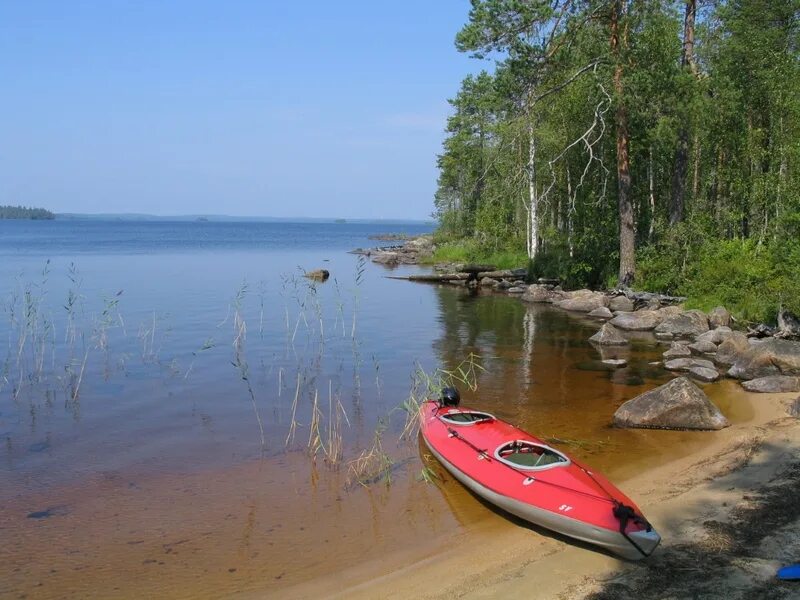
[{"xmin": 0, "ymin": 219, "xmax": 743, "ymax": 598}]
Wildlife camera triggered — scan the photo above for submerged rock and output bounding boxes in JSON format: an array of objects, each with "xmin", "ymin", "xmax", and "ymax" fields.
[
  {"xmin": 602, "ymin": 358, "xmax": 628, "ymax": 367},
  {"xmin": 589, "ymin": 323, "xmax": 629, "ymax": 346},
  {"xmin": 613, "ymin": 377, "xmax": 729, "ymax": 430},
  {"xmin": 303, "ymin": 269, "xmax": 330, "ymax": 281},
  {"xmin": 588, "ymin": 306, "xmax": 614, "ymax": 319},
  {"xmin": 741, "ymin": 375, "xmax": 800, "ymax": 393}
]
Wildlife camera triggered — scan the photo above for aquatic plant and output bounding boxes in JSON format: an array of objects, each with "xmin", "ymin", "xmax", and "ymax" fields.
[{"xmin": 230, "ymin": 282, "xmax": 266, "ymax": 450}]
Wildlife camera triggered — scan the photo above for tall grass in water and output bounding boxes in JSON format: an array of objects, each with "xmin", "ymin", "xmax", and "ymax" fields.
[
  {"xmin": 230, "ymin": 282, "xmax": 266, "ymax": 450},
  {"xmin": 399, "ymin": 353, "xmax": 484, "ymax": 441}
]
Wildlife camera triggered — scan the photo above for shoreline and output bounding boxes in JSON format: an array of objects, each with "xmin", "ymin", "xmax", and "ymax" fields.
[{"xmin": 275, "ymin": 387, "xmax": 799, "ymax": 599}]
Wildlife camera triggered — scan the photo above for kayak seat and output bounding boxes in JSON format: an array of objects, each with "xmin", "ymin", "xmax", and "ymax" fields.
[
  {"xmin": 439, "ymin": 410, "xmax": 495, "ymax": 425},
  {"xmin": 496, "ymin": 440, "xmax": 568, "ymax": 469}
]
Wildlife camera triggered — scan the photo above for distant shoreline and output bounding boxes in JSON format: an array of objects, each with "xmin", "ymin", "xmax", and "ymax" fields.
[{"xmin": 54, "ymin": 213, "xmax": 435, "ymax": 225}]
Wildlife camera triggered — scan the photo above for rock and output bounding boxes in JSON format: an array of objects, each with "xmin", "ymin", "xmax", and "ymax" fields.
[
  {"xmin": 688, "ymin": 340, "xmax": 718, "ymax": 355},
  {"xmin": 658, "ymin": 306, "xmax": 685, "ymax": 317},
  {"xmin": 686, "ymin": 367, "xmax": 720, "ymax": 382},
  {"xmin": 741, "ymin": 375, "xmax": 800, "ymax": 393},
  {"xmin": 602, "ymin": 358, "xmax": 628, "ymax": 367},
  {"xmin": 714, "ymin": 331, "xmax": 750, "ymax": 366},
  {"xmin": 588, "ymin": 306, "xmax": 614, "ymax": 319},
  {"xmin": 613, "ymin": 377, "xmax": 729, "ymax": 430},
  {"xmin": 589, "ymin": 323, "xmax": 629, "ymax": 346},
  {"xmin": 303, "ymin": 269, "xmax": 330, "ymax": 281},
  {"xmin": 480, "ymin": 277, "xmax": 495, "ymax": 287},
  {"xmin": 655, "ymin": 332, "xmax": 674, "ymax": 341},
  {"xmin": 696, "ymin": 326, "xmax": 734, "ymax": 345},
  {"xmin": 507, "ymin": 286, "xmax": 527, "ymax": 294},
  {"xmin": 664, "ymin": 357, "xmax": 716, "ymax": 372},
  {"xmin": 708, "ymin": 306, "xmax": 732, "ymax": 329},
  {"xmin": 556, "ymin": 290, "xmax": 609, "ymax": 313},
  {"xmin": 663, "ymin": 343, "xmax": 692, "ymax": 359},
  {"xmin": 495, "ymin": 279, "xmax": 513, "ymax": 290},
  {"xmin": 609, "ymin": 296, "xmax": 635, "ymax": 312},
  {"xmin": 609, "ymin": 310, "xmax": 663, "ymax": 331},
  {"xmin": 654, "ymin": 309, "xmax": 710, "ymax": 338},
  {"xmin": 371, "ymin": 252, "xmax": 400, "ymax": 265},
  {"xmin": 521, "ymin": 284, "xmax": 563, "ymax": 303},
  {"xmin": 727, "ymin": 338, "xmax": 800, "ymax": 380}
]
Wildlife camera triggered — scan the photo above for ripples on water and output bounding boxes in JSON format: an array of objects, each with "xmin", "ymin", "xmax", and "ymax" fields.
[{"xmin": 0, "ymin": 219, "xmax": 743, "ymax": 598}]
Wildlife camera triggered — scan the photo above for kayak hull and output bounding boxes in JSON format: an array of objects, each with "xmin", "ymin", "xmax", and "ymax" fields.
[
  {"xmin": 424, "ymin": 436, "xmax": 660, "ymax": 560},
  {"xmin": 420, "ymin": 402, "xmax": 660, "ymax": 560}
]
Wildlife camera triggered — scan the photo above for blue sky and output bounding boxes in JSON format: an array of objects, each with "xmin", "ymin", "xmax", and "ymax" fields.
[{"xmin": 0, "ymin": 1, "xmax": 482, "ymax": 219}]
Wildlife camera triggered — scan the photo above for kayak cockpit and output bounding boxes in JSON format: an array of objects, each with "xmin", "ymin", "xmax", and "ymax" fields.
[
  {"xmin": 438, "ymin": 410, "xmax": 495, "ymax": 426},
  {"xmin": 495, "ymin": 440, "xmax": 570, "ymax": 470}
]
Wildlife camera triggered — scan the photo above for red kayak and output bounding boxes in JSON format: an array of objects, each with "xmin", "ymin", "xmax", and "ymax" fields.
[{"xmin": 420, "ymin": 389, "xmax": 660, "ymax": 560}]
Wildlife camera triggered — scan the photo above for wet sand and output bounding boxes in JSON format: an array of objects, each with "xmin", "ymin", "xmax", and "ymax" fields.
[{"xmin": 279, "ymin": 389, "xmax": 800, "ymax": 600}]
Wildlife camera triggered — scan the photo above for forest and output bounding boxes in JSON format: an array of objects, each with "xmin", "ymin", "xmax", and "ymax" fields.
[
  {"xmin": 432, "ymin": 0, "xmax": 799, "ymax": 323},
  {"xmin": 0, "ymin": 205, "xmax": 55, "ymax": 220}
]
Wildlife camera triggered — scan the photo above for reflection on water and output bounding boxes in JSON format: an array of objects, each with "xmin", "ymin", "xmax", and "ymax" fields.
[{"xmin": 0, "ymin": 221, "xmax": 748, "ymax": 598}]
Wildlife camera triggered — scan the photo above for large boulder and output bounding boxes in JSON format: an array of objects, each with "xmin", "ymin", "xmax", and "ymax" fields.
[
  {"xmin": 727, "ymin": 338, "xmax": 800, "ymax": 380},
  {"xmin": 556, "ymin": 290, "xmax": 609, "ymax": 313},
  {"xmin": 741, "ymin": 375, "xmax": 800, "ymax": 393},
  {"xmin": 708, "ymin": 306, "xmax": 732, "ymax": 329},
  {"xmin": 654, "ymin": 309, "xmax": 710, "ymax": 339},
  {"xmin": 609, "ymin": 295, "xmax": 635, "ymax": 312},
  {"xmin": 613, "ymin": 377, "xmax": 730, "ymax": 430},
  {"xmin": 609, "ymin": 310, "xmax": 663, "ymax": 331},
  {"xmin": 589, "ymin": 323, "xmax": 629, "ymax": 346},
  {"xmin": 714, "ymin": 331, "xmax": 751, "ymax": 366}
]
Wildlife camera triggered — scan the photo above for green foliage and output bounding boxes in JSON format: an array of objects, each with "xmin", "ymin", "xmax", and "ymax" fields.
[
  {"xmin": 0, "ymin": 205, "xmax": 55, "ymax": 219},
  {"xmin": 435, "ymin": 0, "xmax": 800, "ymax": 309}
]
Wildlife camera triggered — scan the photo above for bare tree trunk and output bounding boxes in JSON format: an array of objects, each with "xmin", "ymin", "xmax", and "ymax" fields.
[
  {"xmin": 566, "ymin": 168, "xmax": 574, "ymax": 257},
  {"xmin": 648, "ymin": 145, "xmax": 656, "ymax": 240},
  {"xmin": 669, "ymin": 0, "xmax": 697, "ymax": 226},
  {"xmin": 612, "ymin": 0, "xmax": 635, "ymax": 286},
  {"xmin": 692, "ymin": 134, "xmax": 700, "ymax": 199},
  {"xmin": 527, "ymin": 119, "xmax": 539, "ymax": 259}
]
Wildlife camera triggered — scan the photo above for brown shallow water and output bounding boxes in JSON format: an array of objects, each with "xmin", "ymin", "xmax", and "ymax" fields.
[{"xmin": 1, "ymin": 284, "xmax": 750, "ymax": 599}]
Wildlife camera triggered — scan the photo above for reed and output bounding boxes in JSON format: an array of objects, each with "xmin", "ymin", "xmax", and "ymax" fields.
[
  {"xmin": 346, "ymin": 418, "xmax": 393, "ymax": 487},
  {"xmin": 230, "ymin": 282, "xmax": 266, "ymax": 450}
]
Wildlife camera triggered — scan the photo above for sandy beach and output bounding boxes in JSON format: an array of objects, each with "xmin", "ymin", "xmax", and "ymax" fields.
[{"xmin": 278, "ymin": 388, "xmax": 800, "ymax": 600}]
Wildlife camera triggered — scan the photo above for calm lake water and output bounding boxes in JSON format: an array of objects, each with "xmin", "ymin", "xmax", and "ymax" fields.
[{"xmin": 0, "ymin": 219, "xmax": 745, "ymax": 598}]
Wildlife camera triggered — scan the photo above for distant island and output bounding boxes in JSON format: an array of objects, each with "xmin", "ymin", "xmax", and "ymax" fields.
[{"xmin": 0, "ymin": 205, "xmax": 55, "ymax": 220}]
